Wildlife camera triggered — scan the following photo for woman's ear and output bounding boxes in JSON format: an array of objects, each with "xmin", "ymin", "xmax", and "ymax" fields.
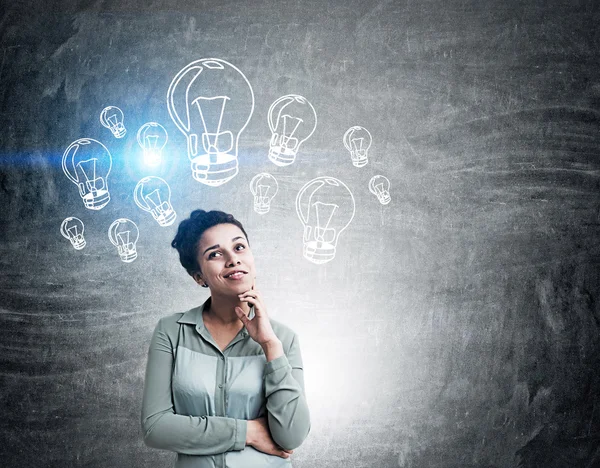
[{"xmin": 193, "ymin": 272, "xmax": 203, "ymax": 286}]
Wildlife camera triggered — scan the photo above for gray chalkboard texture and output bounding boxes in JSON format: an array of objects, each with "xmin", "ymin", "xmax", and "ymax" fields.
[{"xmin": 1, "ymin": 0, "xmax": 599, "ymax": 467}]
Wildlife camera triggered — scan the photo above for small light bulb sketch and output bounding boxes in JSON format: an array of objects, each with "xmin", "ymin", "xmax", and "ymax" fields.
[
  {"xmin": 134, "ymin": 176, "xmax": 177, "ymax": 227},
  {"xmin": 343, "ymin": 126, "xmax": 372, "ymax": 167},
  {"xmin": 100, "ymin": 106, "xmax": 126, "ymax": 138},
  {"xmin": 296, "ymin": 176, "xmax": 355, "ymax": 264},
  {"xmin": 167, "ymin": 58, "xmax": 254, "ymax": 186},
  {"xmin": 268, "ymin": 94, "xmax": 317, "ymax": 167},
  {"xmin": 60, "ymin": 217, "xmax": 86, "ymax": 250},
  {"xmin": 108, "ymin": 218, "xmax": 139, "ymax": 263},
  {"xmin": 369, "ymin": 175, "xmax": 391, "ymax": 205},
  {"xmin": 137, "ymin": 122, "xmax": 168, "ymax": 167},
  {"xmin": 62, "ymin": 138, "xmax": 112, "ymax": 210},
  {"xmin": 249, "ymin": 173, "xmax": 279, "ymax": 215}
]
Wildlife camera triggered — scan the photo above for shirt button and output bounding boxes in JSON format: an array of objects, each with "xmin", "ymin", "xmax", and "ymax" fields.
[
  {"xmin": 218, "ymin": 384, "xmax": 223, "ymax": 389},
  {"xmin": 220, "ymin": 356, "xmax": 224, "ymax": 360}
]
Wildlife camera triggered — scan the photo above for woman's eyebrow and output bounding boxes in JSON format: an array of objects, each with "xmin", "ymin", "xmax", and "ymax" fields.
[
  {"xmin": 232, "ymin": 236, "xmax": 245, "ymax": 242},
  {"xmin": 203, "ymin": 244, "xmax": 219, "ymax": 255}
]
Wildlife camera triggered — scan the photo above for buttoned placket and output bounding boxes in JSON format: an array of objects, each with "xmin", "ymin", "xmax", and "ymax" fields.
[{"xmin": 195, "ymin": 323, "xmax": 249, "ymax": 468}]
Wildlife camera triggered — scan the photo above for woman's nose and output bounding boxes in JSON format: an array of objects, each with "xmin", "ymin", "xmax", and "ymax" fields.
[{"xmin": 225, "ymin": 252, "xmax": 241, "ymax": 267}]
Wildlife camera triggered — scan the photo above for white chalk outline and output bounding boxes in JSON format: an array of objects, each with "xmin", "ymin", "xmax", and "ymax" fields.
[
  {"xmin": 137, "ymin": 122, "xmax": 168, "ymax": 167},
  {"xmin": 134, "ymin": 176, "xmax": 177, "ymax": 227},
  {"xmin": 166, "ymin": 58, "xmax": 254, "ymax": 186},
  {"xmin": 249, "ymin": 173, "xmax": 279, "ymax": 215},
  {"xmin": 108, "ymin": 218, "xmax": 139, "ymax": 263},
  {"xmin": 60, "ymin": 217, "xmax": 86, "ymax": 250},
  {"xmin": 62, "ymin": 138, "xmax": 112, "ymax": 210},
  {"xmin": 267, "ymin": 94, "xmax": 317, "ymax": 167},
  {"xmin": 343, "ymin": 126, "xmax": 372, "ymax": 168},
  {"xmin": 295, "ymin": 176, "xmax": 355, "ymax": 264},
  {"xmin": 100, "ymin": 106, "xmax": 126, "ymax": 138},
  {"xmin": 369, "ymin": 175, "xmax": 391, "ymax": 205}
]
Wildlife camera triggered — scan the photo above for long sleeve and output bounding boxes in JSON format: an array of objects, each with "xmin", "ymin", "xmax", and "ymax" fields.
[
  {"xmin": 264, "ymin": 333, "xmax": 311, "ymax": 451},
  {"xmin": 141, "ymin": 318, "xmax": 247, "ymax": 455}
]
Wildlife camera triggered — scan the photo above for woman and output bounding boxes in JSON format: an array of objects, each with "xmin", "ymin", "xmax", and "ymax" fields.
[{"xmin": 141, "ymin": 209, "xmax": 311, "ymax": 467}]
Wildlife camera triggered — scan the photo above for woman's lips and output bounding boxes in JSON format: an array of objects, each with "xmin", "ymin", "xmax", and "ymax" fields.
[{"xmin": 225, "ymin": 271, "xmax": 246, "ymax": 280}]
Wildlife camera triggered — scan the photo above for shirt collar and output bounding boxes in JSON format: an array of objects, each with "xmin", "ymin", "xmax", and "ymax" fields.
[{"xmin": 176, "ymin": 296, "xmax": 253, "ymax": 337}]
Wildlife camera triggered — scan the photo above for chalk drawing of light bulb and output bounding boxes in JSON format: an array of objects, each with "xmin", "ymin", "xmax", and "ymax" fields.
[
  {"xmin": 137, "ymin": 122, "xmax": 168, "ymax": 167},
  {"xmin": 249, "ymin": 173, "xmax": 279, "ymax": 215},
  {"xmin": 62, "ymin": 138, "xmax": 112, "ymax": 210},
  {"xmin": 100, "ymin": 106, "xmax": 126, "ymax": 138},
  {"xmin": 60, "ymin": 217, "xmax": 86, "ymax": 250},
  {"xmin": 167, "ymin": 58, "xmax": 254, "ymax": 186},
  {"xmin": 369, "ymin": 175, "xmax": 391, "ymax": 205},
  {"xmin": 267, "ymin": 94, "xmax": 317, "ymax": 167},
  {"xmin": 134, "ymin": 176, "xmax": 177, "ymax": 227},
  {"xmin": 296, "ymin": 176, "xmax": 355, "ymax": 264},
  {"xmin": 108, "ymin": 218, "xmax": 139, "ymax": 263},
  {"xmin": 343, "ymin": 126, "xmax": 372, "ymax": 168}
]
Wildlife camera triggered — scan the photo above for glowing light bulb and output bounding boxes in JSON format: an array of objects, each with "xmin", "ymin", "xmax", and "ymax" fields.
[
  {"xmin": 133, "ymin": 176, "xmax": 177, "ymax": 227},
  {"xmin": 296, "ymin": 176, "xmax": 355, "ymax": 264},
  {"xmin": 249, "ymin": 173, "xmax": 279, "ymax": 215},
  {"xmin": 343, "ymin": 126, "xmax": 372, "ymax": 167},
  {"xmin": 137, "ymin": 122, "xmax": 168, "ymax": 167},
  {"xmin": 369, "ymin": 175, "xmax": 391, "ymax": 205},
  {"xmin": 62, "ymin": 138, "xmax": 112, "ymax": 210},
  {"xmin": 268, "ymin": 94, "xmax": 317, "ymax": 167},
  {"xmin": 167, "ymin": 58, "xmax": 254, "ymax": 186},
  {"xmin": 108, "ymin": 218, "xmax": 139, "ymax": 263},
  {"xmin": 60, "ymin": 217, "xmax": 86, "ymax": 250},
  {"xmin": 100, "ymin": 106, "xmax": 126, "ymax": 138}
]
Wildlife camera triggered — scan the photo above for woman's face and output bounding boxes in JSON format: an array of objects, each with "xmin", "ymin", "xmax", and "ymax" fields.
[{"xmin": 195, "ymin": 223, "xmax": 256, "ymax": 296}]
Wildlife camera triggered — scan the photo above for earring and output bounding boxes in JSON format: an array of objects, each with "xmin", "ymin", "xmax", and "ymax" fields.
[{"xmin": 201, "ymin": 282, "xmax": 209, "ymax": 288}]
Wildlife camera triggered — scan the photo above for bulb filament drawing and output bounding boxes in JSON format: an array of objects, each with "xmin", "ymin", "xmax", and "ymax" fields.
[
  {"xmin": 296, "ymin": 176, "xmax": 355, "ymax": 264},
  {"xmin": 167, "ymin": 58, "xmax": 254, "ymax": 186},
  {"xmin": 137, "ymin": 122, "xmax": 168, "ymax": 167},
  {"xmin": 100, "ymin": 106, "xmax": 126, "ymax": 138},
  {"xmin": 249, "ymin": 173, "xmax": 279, "ymax": 214},
  {"xmin": 134, "ymin": 176, "xmax": 177, "ymax": 227},
  {"xmin": 268, "ymin": 94, "xmax": 317, "ymax": 167},
  {"xmin": 369, "ymin": 175, "xmax": 391, "ymax": 205},
  {"xmin": 343, "ymin": 126, "xmax": 372, "ymax": 167},
  {"xmin": 62, "ymin": 138, "xmax": 112, "ymax": 210},
  {"xmin": 60, "ymin": 217, "xmax": 86, "ymax": 250},
  {"xmin": 108, "ymin": 218, "xmax": 139, "ymax": 263}
]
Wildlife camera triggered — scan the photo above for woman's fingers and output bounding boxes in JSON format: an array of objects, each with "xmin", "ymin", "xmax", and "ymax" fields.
[{"xmin": 234, "ymin": 307, "xmax": 250, "ymax": 325}]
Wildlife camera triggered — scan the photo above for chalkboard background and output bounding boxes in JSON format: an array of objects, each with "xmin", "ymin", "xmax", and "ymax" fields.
[{"xmin": 1, "ymin": 1, "xmax": 599, "ymax": 467}]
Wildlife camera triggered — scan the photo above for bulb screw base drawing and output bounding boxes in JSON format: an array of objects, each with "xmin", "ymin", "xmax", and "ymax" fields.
[
  {"xmin": 378, "ymin": 194, "xmax": 391, "ymax": 205},
  {"xmin": 268, "ymin": 147, "xmax": 297, "ymax": 167},
  {"xmin": 118, "ymin": 250, "xmax": 138, "ymax": 263},
  {"xmin": 153, "ymin": 210, "xmax": 177, "ymax": 227},
  {"xmin": 253, "ymin": 202, "xmax": 270, "ymax": 215},
  {"xmin": 83, "ymin": 191, "xmax": 110, "ymax": 210},
  {"xmin": 303, "ymin": 241, "xmax": 336, "ymax": 264},
  {"xmin": 350, "ymin": 151, "xmax": 368, "ymax": 167},
  {"xmin": 191, "ymin": 154, "xmax": 238, "ymax": 186},
  {"xmin": 71, "ymin": 239, "xmax": 86, "ymax": 250},
  {"xmin": 111, "ymin": 127, "xmax": 126, "ymax": 139}
]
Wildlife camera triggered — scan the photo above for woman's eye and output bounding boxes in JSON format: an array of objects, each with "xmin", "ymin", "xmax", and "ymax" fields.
[
  {"xmin": 235, "ymin": 244, "xmax": 246, "ymax": 251},
  {"xmin": 208, "ymin": 251, "xmax": 221, "ymax": 259}
]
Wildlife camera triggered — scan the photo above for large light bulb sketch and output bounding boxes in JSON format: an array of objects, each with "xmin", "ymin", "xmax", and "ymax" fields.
[
  {"xmin": 108, "ymin": 218, "xmax": 139, "ymax": 263},
  {"xmin": 60, "ymin": 217, "xmax": 86, "ymax": 250},
  {"xmin": 369, "ymin": 175, "xmax": 391, "ymax": 205},
  {"xmin": 343, "ymin": 126, "xmax": 372, "ymax": 167},
  {"xmin": 268, "ymin": 94, "xmax": 317, "ymax": 167},
  {"xmin": 167, "ymin": 58, "xmax": 254, "ymax": 186},
  {"xmin": 100, "ymin": 106, "xmax": 126, "ymax": 138},
  {"xmin": 249, "ymin": 173, "xmax": 278, "ymax": 215},
  {"xmin": 296, "ymin": 176, "xmax": 355, "ymax": 264},
  {"xmin": 134, "ymin": 176, "xmax": 177, "ymax": 227},
  {"xmin": 62, "ymin": 138, "xmax": 112, "ymax": 210},
  {"xmin": 137, "ymin": 122, "xmax": 168, "ymax": 167}
]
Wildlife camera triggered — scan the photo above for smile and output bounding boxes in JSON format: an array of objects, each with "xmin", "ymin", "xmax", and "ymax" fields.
[{"xmin": 224, "ymin": 270, "xmax": 247, "ymax": 280}]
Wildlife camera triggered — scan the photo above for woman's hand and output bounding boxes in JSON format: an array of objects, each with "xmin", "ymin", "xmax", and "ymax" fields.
[
  {"xmin": 234, "ymin": 280, "xmax": 278, "ymax": 347},
  {"xmin": 246, "ymin": 416, "xmax": 294, "ymax": 459}
]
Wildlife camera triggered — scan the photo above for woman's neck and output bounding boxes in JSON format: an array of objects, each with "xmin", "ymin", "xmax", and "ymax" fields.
[{"xmin": 204, "ymin": 293, "xmax": 251, "ymax": 327}]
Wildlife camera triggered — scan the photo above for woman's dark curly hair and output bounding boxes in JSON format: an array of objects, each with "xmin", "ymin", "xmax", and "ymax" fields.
[{"xmin": 171, "ymin": 209, "xmax": 249, "ymax": 277}]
